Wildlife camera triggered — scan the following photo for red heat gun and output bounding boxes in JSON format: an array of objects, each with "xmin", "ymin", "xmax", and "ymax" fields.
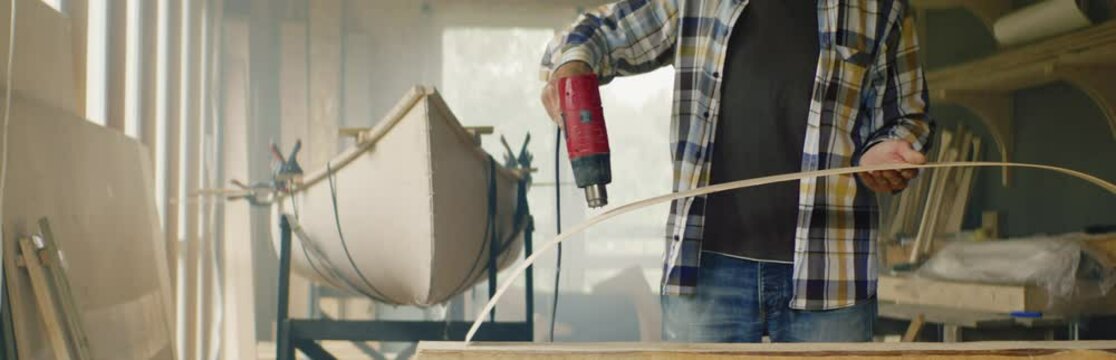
[{"xmin": 557, "ymin": 74, "xmax": 612, "ymax": 208}]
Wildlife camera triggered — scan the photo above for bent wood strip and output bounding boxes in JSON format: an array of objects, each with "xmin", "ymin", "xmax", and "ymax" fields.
[{"xmin": 465, "ymin": 161, "xmax": 1116, "ymax": 343}]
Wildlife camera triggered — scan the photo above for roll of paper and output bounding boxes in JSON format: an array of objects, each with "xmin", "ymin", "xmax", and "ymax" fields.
[{"xmin": 994, "ymin": 0, "xmax": 1093, "ymax": 46}]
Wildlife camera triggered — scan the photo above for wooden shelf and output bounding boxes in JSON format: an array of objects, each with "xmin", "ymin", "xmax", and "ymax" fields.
[
  {"xmin": 911, "ymin": 0, "xmax": 1011, "ymax": 29},
  {"xmin": 925, "ymin": 21, "xmax": 1116, "ymax": 185}
]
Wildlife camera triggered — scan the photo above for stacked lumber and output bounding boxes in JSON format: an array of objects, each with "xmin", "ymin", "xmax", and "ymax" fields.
[{"xmin": 882, "ymin": 126, "xmax": 983, "ymax": 263}]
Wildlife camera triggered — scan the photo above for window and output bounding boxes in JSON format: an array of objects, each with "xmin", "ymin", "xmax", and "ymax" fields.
[{"xmin": 442, "ymin": 26, "xmax": 675, "ymax": 340}]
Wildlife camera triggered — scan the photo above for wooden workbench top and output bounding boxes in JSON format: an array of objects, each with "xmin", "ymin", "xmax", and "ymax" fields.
[{"xmin": 417, "ymin": 341, "xmax": 1116, "ymax": 359}]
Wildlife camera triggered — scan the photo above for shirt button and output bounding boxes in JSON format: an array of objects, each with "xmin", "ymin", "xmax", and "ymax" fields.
[
  {"xmin": 703, "ymin": 111, "xmax": 710, "ymax": 117},
  {"xmin": 712, "ymin": 72, "xmax": 720, "ymax": 78}
]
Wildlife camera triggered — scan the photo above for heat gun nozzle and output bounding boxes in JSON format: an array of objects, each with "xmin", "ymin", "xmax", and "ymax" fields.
[{"xmin": 584, "ymin": 184, "xmax": 608, "ymax": 208}]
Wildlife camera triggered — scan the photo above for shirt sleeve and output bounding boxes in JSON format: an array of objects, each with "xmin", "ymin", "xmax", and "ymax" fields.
[
  {"xmin": 863, "ymin": 5, "xmax": 936, "ymax": 154},
  {"xmin": 540, "ymin": 0, "xmax": 680, "ymax": 84}
]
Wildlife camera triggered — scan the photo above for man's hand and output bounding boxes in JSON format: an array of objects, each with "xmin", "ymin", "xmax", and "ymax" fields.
[
  {"xmin": 541, "ymin": 61, "xmax": 595, "ymax": 128},
  {"xmin": 857, "ymin": 140, "xmax": 926, "ymax": 193}
]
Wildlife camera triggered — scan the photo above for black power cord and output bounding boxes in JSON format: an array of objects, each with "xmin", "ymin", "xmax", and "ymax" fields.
[{"xmin": 550, "ymin": 128, "xmax": 563, "ymax": 342}]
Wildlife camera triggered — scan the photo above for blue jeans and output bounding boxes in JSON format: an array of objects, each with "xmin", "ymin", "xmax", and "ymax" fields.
[{"xmin": 662, "ymin": 251, "xmax": 876, "ymax": 342}]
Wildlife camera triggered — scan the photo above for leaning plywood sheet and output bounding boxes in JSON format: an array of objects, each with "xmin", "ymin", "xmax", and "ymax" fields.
[
  {"xmin": 0, "ymin": 0, "xmax": 79, "ymax": 114},
  {"xmin": 416, "ymin": 341, "xmax": 1116, "ymax": 360},
  {"xmin": 2, "ymin": 94, "xmax": 175, "ymax": 359},
  {"xmin": 272, "ymin": 86, "xmax": 526, "ymax": 306}
]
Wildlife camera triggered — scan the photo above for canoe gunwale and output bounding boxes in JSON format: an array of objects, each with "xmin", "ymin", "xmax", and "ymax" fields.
[{"xmin": 280, "ymin": 86, "xmax": 525, "ymax": 201}]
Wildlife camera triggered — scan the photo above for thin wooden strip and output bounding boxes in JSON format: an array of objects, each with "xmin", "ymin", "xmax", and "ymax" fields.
[
  {"xmin": 902, "ymin": 313, "xmax": 925, "ymax": 342},
  {"xmin": 910, "ymin": 131, "xmax": 953, "ymax": 263},
  {"xmin": 19, "ymin": 238, "xmax": 72, "ymax": 360},
  {"xmin": 935, "ymin": 128, "xmax": 973, "ymax": 234},
  {"xmin": 943, "ymin": 137, "xmax": 982, "ymax": 233},
  {"xmin": 921, "ymin": 150, "xmax": 954, "ymax": 254},
  {"xmin": 465, "ymin": 161, "xmax": 1116, "ymax": 343}
]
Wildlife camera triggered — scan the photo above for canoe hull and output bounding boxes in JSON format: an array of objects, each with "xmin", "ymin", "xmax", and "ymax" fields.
[{"xmin": 272, "ymin": 87, "xmax": 525, "ymax": 306}]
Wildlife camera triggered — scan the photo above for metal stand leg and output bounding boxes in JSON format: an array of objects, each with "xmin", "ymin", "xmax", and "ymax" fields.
[
  {"xmin": 1, "ymin": 278, "xmax": 17, "ymax": 360},
  {"xmin": 274, "ymin": 211, "xmax": 535, "ymax": 359},
  {"xmin": 277, "ymin": 216, "xmax": 294, "ymax": 360},
  {"xmin": 524, "ymin": 216, "xmax": 535, "ymax": 340},
  {"xmin": 942, "ymin": 325, "xmax": 962, "ymax": 342}
]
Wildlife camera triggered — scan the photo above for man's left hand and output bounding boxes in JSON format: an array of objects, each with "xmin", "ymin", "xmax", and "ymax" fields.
[{"xmin": 857, "ymin": 140, "xmax": 926, "ymax": 193}]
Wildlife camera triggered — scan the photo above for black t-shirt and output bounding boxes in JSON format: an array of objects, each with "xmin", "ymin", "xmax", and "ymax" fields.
[{"xmin": 703, "ymin": 0, "xmax": 819, "ymax": 262}]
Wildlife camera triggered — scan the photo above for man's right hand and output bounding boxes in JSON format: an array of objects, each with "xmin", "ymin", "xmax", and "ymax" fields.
[{"xmin": 541, "ymin": 61, "xmax": 595, "ymax": 128}]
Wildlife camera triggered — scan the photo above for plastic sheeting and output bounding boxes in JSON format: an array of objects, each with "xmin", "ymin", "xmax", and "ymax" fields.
[{"xmin": 917, "ymin": 234, "xmax": 1116, "ymax": 306}]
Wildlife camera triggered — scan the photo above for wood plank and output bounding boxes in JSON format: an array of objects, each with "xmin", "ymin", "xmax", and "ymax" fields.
[
  {"xmin": 39, "ymin": 219, "xmax": 94, "ymax": 359},
  {"xmin": 935, "ymin": 128, "xmax": 972, "ymax": 234},
  {"xmin": 910, "ymin": 131, "xmax": 953, "ymax": 263},
  {"xmin": 902, "ymin": 313, "xmax": 925, "ymax": 342},
  {"xmin": 2, "ymin": 227, "xmax": 33, "ymax": 359},
  {"xmin": 879, "ymin": 275, "xmax": 1116, "ymax": 315},
  {"xmin": 879, "ymin": 275, "xmax": 1031, "ymax": 313},
  {"xmin": 1085, "ymin": 236, "xmax": 1116, "ymax": 265},
  {"xmin": 942, "ymin": 137, "xmax": 981, "ymax": 233},
  {"xmin": 19, "ymin": 238, "xmax": 73, "ymax": 360},
  {"xmin": 416, "ymin": 341, "xmax": 1116, "ymax": 360},
  {"xmin": 879, "ymin": 303, "xmax": 1016, "ymax": 328},
  {"xmin": 919, "ymin": 147, "xmax": 959, "ymax": 254}
]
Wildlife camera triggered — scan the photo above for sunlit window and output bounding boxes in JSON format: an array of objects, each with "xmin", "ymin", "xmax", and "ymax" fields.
[
  {"xmin": 124, "ymin": 0, "xmax": 141, "ymax": 138},
  {"xmin": 441, "ymin": 27, "xmax": 675, "ymax": 297},
  {"xmin": 85, "ymin": 0, "xmax": 107, "ymax": 125}
]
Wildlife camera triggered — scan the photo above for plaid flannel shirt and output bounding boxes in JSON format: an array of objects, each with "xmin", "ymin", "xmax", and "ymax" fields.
[{"xmin": 542, "ymin": 0, "xmax": 934, "ymax": 310}]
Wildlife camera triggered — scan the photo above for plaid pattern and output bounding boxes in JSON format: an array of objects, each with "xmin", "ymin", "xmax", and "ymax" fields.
[{"xmin": 542, "ymin": 0, "xmax": 934, "ymax": 310}]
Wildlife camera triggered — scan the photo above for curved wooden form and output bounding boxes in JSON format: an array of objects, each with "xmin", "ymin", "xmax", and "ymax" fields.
[
  {"xmin": 932, "ymin": 90, "xmax": 1013, "ymax": 186},
  {"xmin": 1057, "ymin": 66, "xmax": 1116, "ymax": 140},
  {"xmin": 466, "ymin": 161, "xmax": 1116, "ymax": 342}
]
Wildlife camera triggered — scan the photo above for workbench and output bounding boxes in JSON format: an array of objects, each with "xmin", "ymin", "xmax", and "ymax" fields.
[
  {"xmin": 415, "ymin": 340, "xmax": 1116, "ymax": 359},
  {"xmin": 878, "ymin": 302, "xmax": 1079, "ymax": 342}
]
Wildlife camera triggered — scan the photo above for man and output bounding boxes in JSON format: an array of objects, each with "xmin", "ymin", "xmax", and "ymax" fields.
[{"xmin": 540, "ymin": 0, "xmax": 935, "ymax": 343}]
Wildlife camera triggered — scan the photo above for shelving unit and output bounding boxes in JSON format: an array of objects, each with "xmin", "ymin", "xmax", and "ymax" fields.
[
  {"xmin": 911, "ymin": 0, "xmax": 1012, "ymax": 29},
  {"xmin": 914, "ymin": 2, "xmax": 1116, "ymax": 184}
]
